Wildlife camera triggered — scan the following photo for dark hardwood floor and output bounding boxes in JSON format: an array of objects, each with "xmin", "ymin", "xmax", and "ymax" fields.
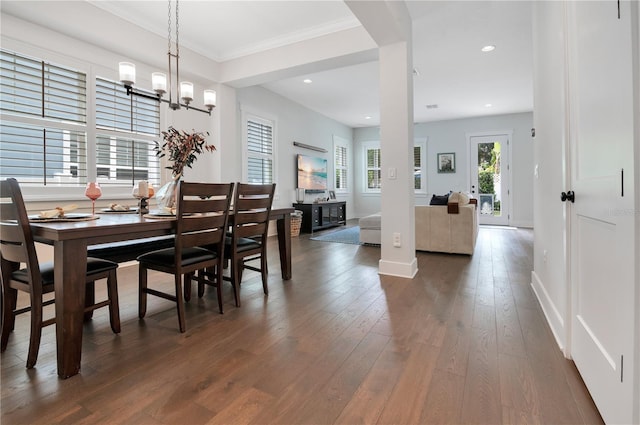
[{"xmin": 1, "ymin": 223, "xmax": 603, "ymax": 424}]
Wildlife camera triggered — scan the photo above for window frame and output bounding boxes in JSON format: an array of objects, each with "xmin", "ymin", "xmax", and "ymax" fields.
[
  {"xmin": 333, "ymin": 135, "xmax": 349, "ymax": 194},
  {"xmin": 241, "ymin": 107, "xmax": 277, "ymax": 188},
  {"xmin": 414, "ymin": 138, "xmax": 427, "ymax": 194},
  {"xmin": 361, "ymin": 139, "xmax": 428, "ymax": 195},
  {"xmin": 362, "ymin": 140, "xmax": 381, "ymax": 194}
]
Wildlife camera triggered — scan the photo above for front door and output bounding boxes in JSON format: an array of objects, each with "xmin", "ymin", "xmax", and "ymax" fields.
[
  {"xmin": 469, "ymin": 134, "xmax": 510, "ymax": 225},
  {"xmin": 566, "ymin": 2, "xmax": 635, "ymax": 423}
]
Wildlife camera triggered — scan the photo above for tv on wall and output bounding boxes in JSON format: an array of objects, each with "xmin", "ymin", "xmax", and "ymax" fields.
[{"xmin": 297, "ymin": 154, "xmax": 327, "ymax": 192}]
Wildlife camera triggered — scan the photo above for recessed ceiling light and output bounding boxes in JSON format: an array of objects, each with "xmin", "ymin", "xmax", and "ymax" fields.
[
  {"xmin": 303, "ymin": 79, "xmax": 312, "ymax": 84},
  {"xmin": 365, "ymin": 116, "xmax": 372, "ymax": 120},
  {"xmin": 481, "ymin": 45, "xmax": 496, "ymax": 52},
  {"xmin": 485, "ymin": 103, "xmax": 493, "ymax": 108},
  {"xmin": 426, "ymin": 104, "xmax": 439, "ymax": 109}
]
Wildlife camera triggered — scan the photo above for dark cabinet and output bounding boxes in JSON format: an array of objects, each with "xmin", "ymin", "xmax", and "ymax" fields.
[{"xmin": 293, "ymin": 201, "xmax": 346, "ymax": 233}]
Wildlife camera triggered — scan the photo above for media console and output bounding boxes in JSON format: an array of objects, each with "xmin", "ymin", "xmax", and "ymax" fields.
[{"xmin": 293, "ymin": 201, "xmax": 346, "ymax": 233}]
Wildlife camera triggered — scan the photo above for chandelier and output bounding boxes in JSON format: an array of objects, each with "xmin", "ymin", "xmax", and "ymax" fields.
[{"xmin": 118, "ymin": 0, "xmax": 216, "ymax": 115}]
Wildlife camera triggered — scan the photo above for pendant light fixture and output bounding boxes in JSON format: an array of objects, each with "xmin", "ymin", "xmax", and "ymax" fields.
[{"xmin": 118, "ymin": 0, "xmax": 216, "ymax": 115}]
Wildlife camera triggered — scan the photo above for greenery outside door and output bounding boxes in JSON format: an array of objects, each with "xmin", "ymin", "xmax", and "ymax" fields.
[{"xmin": 469, "ymin": 134, "xmax": 510, "ymax": 225}]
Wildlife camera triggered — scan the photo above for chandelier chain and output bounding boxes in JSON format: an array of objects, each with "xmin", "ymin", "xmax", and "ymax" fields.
[
  {"xmin": 167, "ymin": 0, "xmax": 171, "ymax": 52},
  {"xmin": 176, "ymin": 0, "xmax": 179, "ymax": 57}
]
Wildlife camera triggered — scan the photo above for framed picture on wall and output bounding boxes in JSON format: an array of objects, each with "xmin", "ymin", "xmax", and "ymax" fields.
[
  {"xmin": 437, "ymin": 152, "xmax": 456, "ymax": 173},
  {"xmin": 328, "ymin": 190, "xmax": 336, "ymax": 200}
]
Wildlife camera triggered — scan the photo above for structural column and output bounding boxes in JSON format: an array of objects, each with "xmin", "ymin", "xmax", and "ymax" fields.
[
  {"xmin": 346, "ymin": 0, "xmax": 417, "ymax": 278},
  {"xmin": 377, "ymin": 40, "xmax": 417, "ymax": 278}
]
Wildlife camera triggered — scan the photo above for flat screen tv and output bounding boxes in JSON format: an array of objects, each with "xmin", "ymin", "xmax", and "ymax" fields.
[{"xmin": 297, "ymin": 154, "xmax": 327, "ymax": 192}]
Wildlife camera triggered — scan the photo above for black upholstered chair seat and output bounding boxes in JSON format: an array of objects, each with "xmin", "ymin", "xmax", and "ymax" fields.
[
  {"xmin": 12, "ymin": 258, "xmax": 119, "ymax": 286},
  {"xmin": 137, "ymin": 247, "xmax": 217, "ymax": 268},
  {"xmin": 224, "ymin": 236, "xmax": 261, "ymax": 254}
]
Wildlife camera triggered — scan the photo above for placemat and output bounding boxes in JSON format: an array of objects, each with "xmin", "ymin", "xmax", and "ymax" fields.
[{"xmin": 29, "ymin": 214, "xmax": 99, "ymax": 223}]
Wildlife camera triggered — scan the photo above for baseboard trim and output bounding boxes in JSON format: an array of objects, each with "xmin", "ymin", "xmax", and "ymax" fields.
[
  {"xmin": 530, "ymin": 270, "xmax": 566, "ymax": 353},
  {"xmin": 510, "ymin": 220, "xmax": 534, "ymax": 228},
  {"xmin": 379, "ymin": 257, "xmax": 418, "ymax": 278}
]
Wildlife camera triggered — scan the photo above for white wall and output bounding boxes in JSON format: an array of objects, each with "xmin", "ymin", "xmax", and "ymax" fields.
[
  {"xmin": 530, "ymin": 1, "xmax": 569, "ymax": 351},
  {"xmin": 353, "ymin": 112, "xmax": 534, "ymax": 227},
  {"xmin": 235, "ymin": 86, "xmax": 355, "ymax": 214}
]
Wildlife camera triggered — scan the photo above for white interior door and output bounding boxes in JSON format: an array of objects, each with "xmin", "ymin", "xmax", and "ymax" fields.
[
  {"xmin": 469, "ymin": 134, "xmax": 510, "ymax": 225},
  {"xmin": 567, "ymin": 2, "xmax": 635, "ymax": 424}
]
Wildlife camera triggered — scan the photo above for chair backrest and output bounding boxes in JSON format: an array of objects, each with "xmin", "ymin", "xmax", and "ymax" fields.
[
  {"xmin": 0, "ymin": 178, "xmax": 42, "ymax": 288},
  {"xmin": 174, "ymin": 181, "xmax": 234, "ymax": 258},
  {"xmin": 231, "ymin": 183, "xmax": 276, "ymax": 240}
]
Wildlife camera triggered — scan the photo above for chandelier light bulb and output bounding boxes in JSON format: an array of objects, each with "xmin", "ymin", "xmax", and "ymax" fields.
[
  {"xmin": 152, "ymin": 72, "xmax": 167, "ymax": 95},
  {"xmin": 119, "ymin": 62, "xmax": 136, "ymax": 86},
  {"xmin": 203, "ymin": 90, "xmax": 217, "ymax": 109},
  {"xmin": 180, "ymin": 81, "xmax": 194, "ymax": 104}
]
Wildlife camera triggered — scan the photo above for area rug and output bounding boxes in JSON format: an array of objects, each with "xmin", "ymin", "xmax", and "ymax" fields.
[{"xmin": 310, "ymin": 226, "xmax": 363, "ymax": 245}]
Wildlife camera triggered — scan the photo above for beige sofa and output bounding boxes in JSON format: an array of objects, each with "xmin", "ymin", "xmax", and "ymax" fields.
[
  {"xmin": 415, "ymin": 203, "xmax": 478, "ymax": 255},
  {"xmin": 359, "ymin": 201, "xmax": 478, "ymax": 255}
]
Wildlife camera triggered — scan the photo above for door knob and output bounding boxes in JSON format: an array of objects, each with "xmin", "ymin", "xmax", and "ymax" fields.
[{"xmin": 561, "ymin": 191, "xmax": 575, "ymax": 203}]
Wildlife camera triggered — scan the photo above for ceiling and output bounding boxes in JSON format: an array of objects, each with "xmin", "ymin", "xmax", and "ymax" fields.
[{"xmin": 0, "ymin": 1, "xmax": 533, "ymax": 128}]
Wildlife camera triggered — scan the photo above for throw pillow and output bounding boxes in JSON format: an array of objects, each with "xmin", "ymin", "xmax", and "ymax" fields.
[{"xmin": 430, "ymin": 194, "xmax": 449, "ymax": 205}]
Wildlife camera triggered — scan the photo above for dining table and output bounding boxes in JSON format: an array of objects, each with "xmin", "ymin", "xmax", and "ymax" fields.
[{"xmin": 29, "ymin": 207, "xmax": 294, "ymax": 378}]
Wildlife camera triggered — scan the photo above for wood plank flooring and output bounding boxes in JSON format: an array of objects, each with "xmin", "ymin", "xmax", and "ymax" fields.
[{"xmin": 1, "ymin": 223, "xmax": 603, "ymax": 424}]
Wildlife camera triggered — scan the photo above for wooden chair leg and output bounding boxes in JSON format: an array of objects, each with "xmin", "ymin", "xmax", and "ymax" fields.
[
  {"xmin": 84, "ymin": 282, "xmax": 95, "ymax": 321},
  {"xmin": 197, "ymin": 269, "xmax": 206, "ymax": 298},
  {"xmin": 106, "ymin": 270, "xmax": 121, "ymax": 334},
  {"xmin": 139, "ymin": 265, "xmax": 148, "ymax": 319},
  {"xmin": 174, "ymin": 275, "xmax": 186, "ymax": 333},
  {"xmin": 184, "ymin": 273, "xmax": 192, "ymax": 302},
  {"xmin": 231, "ymin": 259, "xmax": 241, "ymax": 308},
  {"xmin": 261, "ymin": 253, "xmax": 269, "ymax": 296},
  {"xmin": 1, "ymin": 287, "xmax": 17, "ymax": 351},
  {"xmin": 26, "ymin": 292, "xmax": 43, "ymax": 369},
  {"xmin": 215, "ymin": 265, "xmax": 224, "ymax": 314}
]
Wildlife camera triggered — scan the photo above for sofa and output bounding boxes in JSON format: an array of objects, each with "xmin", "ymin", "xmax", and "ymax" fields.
[
  {"xmin": 359, "ymin": 194, "xmax": 479, "ymax": 255},
  {"xmin": 414, "ymin": 202, "xmax": 478, "ymax": 254}
]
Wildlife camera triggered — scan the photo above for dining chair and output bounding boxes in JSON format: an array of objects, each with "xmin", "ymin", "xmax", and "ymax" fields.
[
  {"xmin": 0, "ymin": 178, "xmax": 121, "ymax": 369},
  {"xmin": 223, "ymin": 183, "xmax": 276, "ymax": 307},
  {"xmin": 137, "ymin": 181, "xmax": 233, "ymax": 332}
]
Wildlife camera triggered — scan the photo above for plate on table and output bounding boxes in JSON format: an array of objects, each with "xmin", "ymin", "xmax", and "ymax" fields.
[
  {"xmin": 100, "ymin": 207, "xmax": 138, "ymax": 214},
  {"xmin": 144, "ymin": 210, "xmax": 193, "ymax": 218},
  {"xmin": 29, "ymin": 213, "xmax": 97, "ymax": 222},
  {"xmin": 147, "ymin": 209, "xmax": 175, "ymax": 217}
]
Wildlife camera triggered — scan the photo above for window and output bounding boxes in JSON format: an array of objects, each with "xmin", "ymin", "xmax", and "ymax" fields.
[
  {"xmin": 333, "ymin": 135, "xmax": 349, "ymax": 192},
  {"xmin": 0, "ymin": 49, "xmax": 161, "ymax": 189},
  {"xmin": 414, "ymin": 138, "xmax": 427, "ymax": 193},
  {"xmin": 363, "ymin": 141, "xmax": 381, "ymax": 192},
  {"xmin": 362, "ymin": 139, "xmax": 427, "ymax": 194},
  {"xmin": 95, "ymin": 78, "xmax": 160, "ymax": 186},
  {"xmin": 0, "ymin": 49, "xmax": 87, "ymax": 185},
  {"xmin": 0, "ymin": 49, "xmax": 87, "ymax": 123},
  {"xmin": 244, "ymin": 113, "xmax": 275, "ymax": 184}
]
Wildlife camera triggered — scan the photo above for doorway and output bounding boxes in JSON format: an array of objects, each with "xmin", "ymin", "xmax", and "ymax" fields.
[{"xmin": 468, "ymin": 133, "xmax": 510, "ymax": 225}]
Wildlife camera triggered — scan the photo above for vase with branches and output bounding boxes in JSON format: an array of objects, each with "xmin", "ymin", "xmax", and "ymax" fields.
[{"xmin": 154, "ymin": 126, "xmax": 216, "ymax": 211}]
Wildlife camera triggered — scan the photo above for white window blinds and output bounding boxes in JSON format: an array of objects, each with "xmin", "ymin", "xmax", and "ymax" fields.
[
  {"xmin": 246, "ymin": 117, "xmax": 274, "ymax": 184},
  {"xmin": 366, "ymin": 146, "xmax": 381, "ymax": 190},
  {"xmin": 0, "ymin": 122, "xmax": 87, "ymax": 185},
  {"xmin": 0, "ymin": 49, "xmax": 87, "ymax": 123},
  {"xmin": 0, "ymin": 49, "xmax": 88, "ymax": 185},
  {"xmin": 414, "ymin": 145, "xmax": 422, "ymax": 190},
  {"xmin": 335, "ymin": 144, "xmax": 347, "ymax": 191},
  {"xmin": 96, "ymin": 77, "xmax": 159, "ymax": 136}
]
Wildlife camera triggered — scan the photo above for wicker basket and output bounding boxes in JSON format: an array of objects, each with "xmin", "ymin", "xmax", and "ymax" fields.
[{"xmin": 291, "ymin": 211, "xmax": 302, "ymax": 237}]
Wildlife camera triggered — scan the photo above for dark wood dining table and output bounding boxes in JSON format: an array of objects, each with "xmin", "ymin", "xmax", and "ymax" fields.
[{"xmin": 29, "ymin": 207, "xmax": 294, "ymax": 378}]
